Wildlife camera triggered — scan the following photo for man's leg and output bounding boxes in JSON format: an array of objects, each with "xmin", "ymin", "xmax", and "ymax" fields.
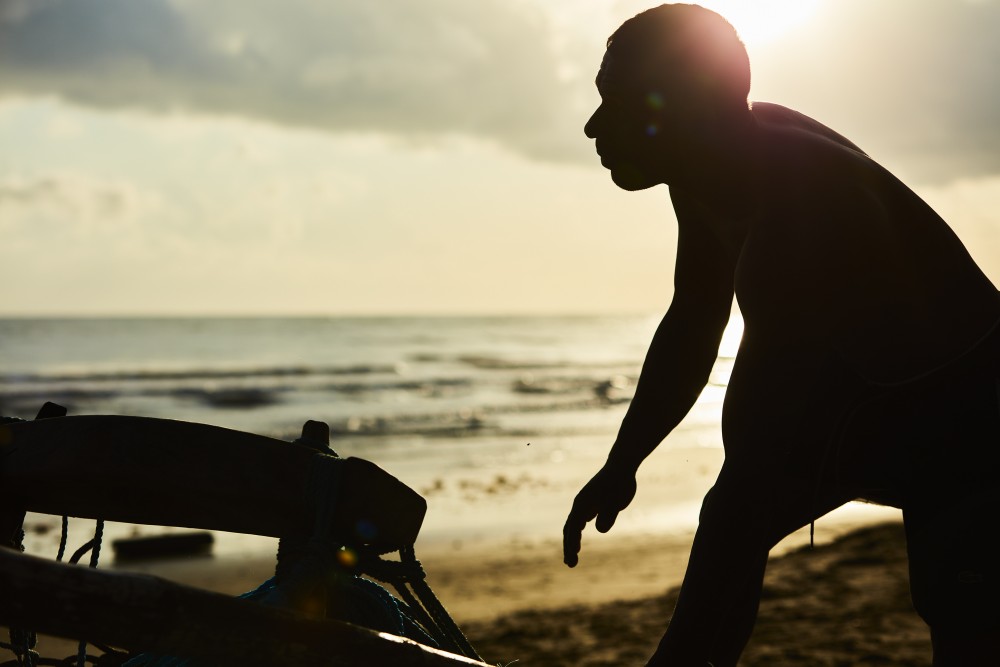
[
  {"xmin": 649, "ymin": 469, "xmax": 772, "ymax": 666},
  {"xmin": 927, "ymin": 626, "xmax": 1000, "ymax": 666},
  {"xmin": 653, "ymin": 340, "xmax": 860, "ymax": 666},
  {"xmin": 704, "ymin": 550, "xmax": 766, "ymax": 667},
  {"xmin": 885, "ymin": 358, "xmax": 1000, "ymax": 665},
  {"xmin": 703, "ymin": 485, "xmax": 850, "ymax": 667},
  {"xmin": 905, "ymin": 491, "xmax": 1000, "ymax": 666},
  {"xmin": 649, "ymin": 457, "xmax": 850, "ymax": 667}
]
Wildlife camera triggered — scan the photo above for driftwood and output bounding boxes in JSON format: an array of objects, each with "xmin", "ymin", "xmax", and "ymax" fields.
[
  {"xmin": 0, "ymin": 415, "xmax": 425, "ymax": 551},
  {"xmin": 0, "ymin": 548, "xmax": 491, "ymax": 667}
]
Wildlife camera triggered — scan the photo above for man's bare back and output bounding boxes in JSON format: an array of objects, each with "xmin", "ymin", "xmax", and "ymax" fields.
[
  {"xmin": 563, "ymin": 5, "xmax": 1000, "ymax": 666},
  {"xmin": 739, "ymin": 102, "xmax": 999, "ymax": 382}
]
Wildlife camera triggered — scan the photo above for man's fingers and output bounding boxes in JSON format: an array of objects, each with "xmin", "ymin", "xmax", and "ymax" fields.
[
  {"xmin": 595, "ymin": 509, "xmax": 619, "ymax": 533},
  {"xmin": 562, "ymin": 503, "xmax": 594, "ymax": 567},
  {"xmin": 562, "ymin": 518, "xmax": 582, "ymax": 567}
]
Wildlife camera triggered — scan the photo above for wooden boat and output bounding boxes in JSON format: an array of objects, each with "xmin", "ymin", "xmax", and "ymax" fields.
[
  {"xmin": 112, "ymin": 531, "xmax": 214, "ymax": 561},
  {"xmin": 0, "ymin": 404, "xmax": 490, "ymax": 666}
]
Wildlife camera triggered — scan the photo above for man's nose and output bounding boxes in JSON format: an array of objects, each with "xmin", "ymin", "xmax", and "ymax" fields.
[{"xmin": 584, "ymin": 107, "xmax": 601, "ymax": 139}]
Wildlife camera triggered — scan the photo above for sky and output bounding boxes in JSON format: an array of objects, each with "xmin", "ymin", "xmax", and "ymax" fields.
[{"xmin": 2, "ymin": 0, "xmax": 1000, "ymax": 316}]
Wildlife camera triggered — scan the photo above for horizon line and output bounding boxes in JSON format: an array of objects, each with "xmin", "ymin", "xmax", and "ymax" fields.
[{"xmin": 0, "ymin": 310, "xmax": 660, "ymax": 320}]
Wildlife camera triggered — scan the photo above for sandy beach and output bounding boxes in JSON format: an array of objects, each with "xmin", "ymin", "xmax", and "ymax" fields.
[
  {"xmin": 1, "ymin": 314, "xmax": 926, "ymax": 665},
  {"xmin": 17, "ymin": 519, "xmax": 932, "ymax": 666},
  {"xmin": 462, "ymin": 522, "xmax": 931, "ymax": 666}
]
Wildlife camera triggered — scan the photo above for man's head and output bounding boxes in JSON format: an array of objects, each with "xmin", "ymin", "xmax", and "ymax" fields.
[{"xmin": 585, "ymin": 4, "xmax": 751, "ymax": 190}]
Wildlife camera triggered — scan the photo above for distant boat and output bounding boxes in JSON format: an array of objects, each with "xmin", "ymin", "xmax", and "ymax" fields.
[{"xmin": 112, "ymin": 531, "xmax": 214, "ymax": 561}]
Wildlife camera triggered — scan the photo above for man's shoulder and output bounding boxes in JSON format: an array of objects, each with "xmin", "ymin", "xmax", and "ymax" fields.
[
  {"xmin": 751, "ymin": 102, "xmax": 866, "ymax": 156},
  {"xmin": 750, "ymin": 102, "xmax": 899, "ymax": 214}
]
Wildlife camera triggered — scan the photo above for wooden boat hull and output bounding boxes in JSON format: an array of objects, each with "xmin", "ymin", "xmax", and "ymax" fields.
[
  {"xmin": 0, "ymin": 548, "xmax": 489, "ymax": 667},
  {"xmin": 0, "ymin": 415, "xmax": 425, "ymax": 552}
]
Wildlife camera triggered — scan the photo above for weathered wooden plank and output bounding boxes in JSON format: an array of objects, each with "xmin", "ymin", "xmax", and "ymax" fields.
[
  {"xmin": 0, "ymin": 505, "xmax": 25, "ymax": 550},
  {"xmin": 0, "ymin": 418, "xmax": 27, "ymax": 549},
  {"xmin": 0, "ymin": 548, "xmax": 491, "ymax": 667},
  {"xmin": 0, "ymin": 416, "xmax": 425, "ymax": 551}
]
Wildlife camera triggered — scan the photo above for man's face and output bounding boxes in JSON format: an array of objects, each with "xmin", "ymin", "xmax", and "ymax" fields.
[{"xmin": 584, "ymin": 50, "xmax": 674, "ymax": 191}]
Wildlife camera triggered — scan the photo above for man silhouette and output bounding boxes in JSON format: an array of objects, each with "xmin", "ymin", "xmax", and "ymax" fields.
[{"xmin": 562, "ymin": 4, "xmax": 1000, "ymax": 665}]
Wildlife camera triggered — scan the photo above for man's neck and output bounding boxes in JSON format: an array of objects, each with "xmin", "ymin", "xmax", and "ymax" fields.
[{"xmin": 671, "ymin": 112, "xmax": 761, "ymax": 219}]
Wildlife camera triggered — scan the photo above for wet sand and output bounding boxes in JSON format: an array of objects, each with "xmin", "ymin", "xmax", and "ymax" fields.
[{"xmin": 20, "ymin": 521, "xmax": 931, "ymax": 666}]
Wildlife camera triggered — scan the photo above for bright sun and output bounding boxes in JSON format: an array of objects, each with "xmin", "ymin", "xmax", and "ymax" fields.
[{"xmin": 701, "ymin": 0, "xmax": 822, "ymax": 48}]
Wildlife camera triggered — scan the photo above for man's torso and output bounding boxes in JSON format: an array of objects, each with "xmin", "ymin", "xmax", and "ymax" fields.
[{"xmin": 730, "ymin": 102, "xmax": 1000, "ymax": 384}]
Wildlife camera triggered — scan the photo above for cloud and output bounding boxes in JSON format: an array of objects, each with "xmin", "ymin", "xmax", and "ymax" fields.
[
  {"xmin": 753, "ymin": 0, "xmax": 1000, "ymax": 182},
  {"xmin": 0, "ymin": 172, "xmax": 155, "ymax": 239},
  {"xmin": 2, "ymin": 0, "xmax": 999, "ymax": 182},
  {"xmin": 916, "ymin": 175, "xmax": 1000, "ymax": 283},
  {"xmin": 0, "ymin": 0, "xmax": 589, "ymax": 161}
]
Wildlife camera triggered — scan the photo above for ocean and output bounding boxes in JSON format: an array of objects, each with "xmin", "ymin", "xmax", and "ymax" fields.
[
  {"xmin": 0, "ymin": 315, "xmax": 675, "ymax": 441},
  {"xmin": 3, "ymin": 315, "xmax": 888, "ymax": 562}
]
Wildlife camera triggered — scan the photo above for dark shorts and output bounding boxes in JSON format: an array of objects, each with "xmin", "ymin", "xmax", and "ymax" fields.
[{"xmin": 834, "ymin": 331, "xmax": 1000, "ymax": 633}]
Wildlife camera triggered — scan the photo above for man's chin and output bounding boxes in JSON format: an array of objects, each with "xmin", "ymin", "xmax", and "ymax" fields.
[{"xmin": 609, "ymin": 163, "xmax": 659, "ymax": 191}]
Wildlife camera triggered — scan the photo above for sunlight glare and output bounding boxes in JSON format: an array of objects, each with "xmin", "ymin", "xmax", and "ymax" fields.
[
  {"xmin": 718, "ymin": 309, "xmax": 744, "ymax": 358},
  {"xmin": 703, "ymin": 0, "xmax": 822, "ymax": 48}
]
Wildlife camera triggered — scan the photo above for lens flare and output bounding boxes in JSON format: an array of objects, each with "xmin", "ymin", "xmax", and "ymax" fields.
[
  {"xmin": 336, "ymin": 546, "xmax": 358, "ymax": 568},
  {"xmin": 354, "ymin": 519, "xmax": 378, "ymax": 542}
]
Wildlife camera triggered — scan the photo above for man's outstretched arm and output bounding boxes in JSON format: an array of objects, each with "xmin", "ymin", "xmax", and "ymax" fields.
[{"xmin": 564, "ymin": 190, "xmax": 737, "ymax": 566}]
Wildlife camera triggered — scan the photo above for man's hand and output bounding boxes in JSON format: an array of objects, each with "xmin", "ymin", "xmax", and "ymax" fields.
[{"xmin": 563, "ymin": 462, "xmax": 637, "ymax": 567}]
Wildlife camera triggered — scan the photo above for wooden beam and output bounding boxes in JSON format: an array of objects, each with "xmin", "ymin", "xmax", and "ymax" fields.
[
  {"xmin": 0, "ymin": 549, "xmax": 491, "ymax": 667},
  {"xmin": 0, "ymin": 416, "xmax": 425, "ymax": 552}
]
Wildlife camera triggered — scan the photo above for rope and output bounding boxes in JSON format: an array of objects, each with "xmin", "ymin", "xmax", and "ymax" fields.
[
  {"xmin": 76, "ymin": 520, "xmax": 104, "ymax": 667},
  {"xmin": 358, "ymin": 552, "xmax": 442, "ymax": 632},
  {"xmin": 285, "ymin": 454, "xmax": 481, "ymax": 658},
  {"xmin": 295, "ymin": 451, "xmax": 481, "ymax": 659},
  {"xmin": 400, "ymin": 546, "xmax": 481, "ymax": 661},
  {"xmin": 55, "ymin": 517, "xmax": 69, "ymax": 563},
  {"xmin": 358, "ymin": 546, "xmax": 483, "ymax": 662},
  {"xmin": 362, "ymin": 557, "xmax": 440, "ymax": 637},
  {"xmin": 273, "ymin": 429, "xmax": 335, "ymax": 587},
  {"xmin": 305, "ymin": 454, "xmax": 341, "ymax": 537},
  {"xmin": 0, "ymin": 632, "xmax": 36, "ymax": 667},
  {"xmin": 258, "ymin": 454, "xmax": 343, "ymax": 612}
]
